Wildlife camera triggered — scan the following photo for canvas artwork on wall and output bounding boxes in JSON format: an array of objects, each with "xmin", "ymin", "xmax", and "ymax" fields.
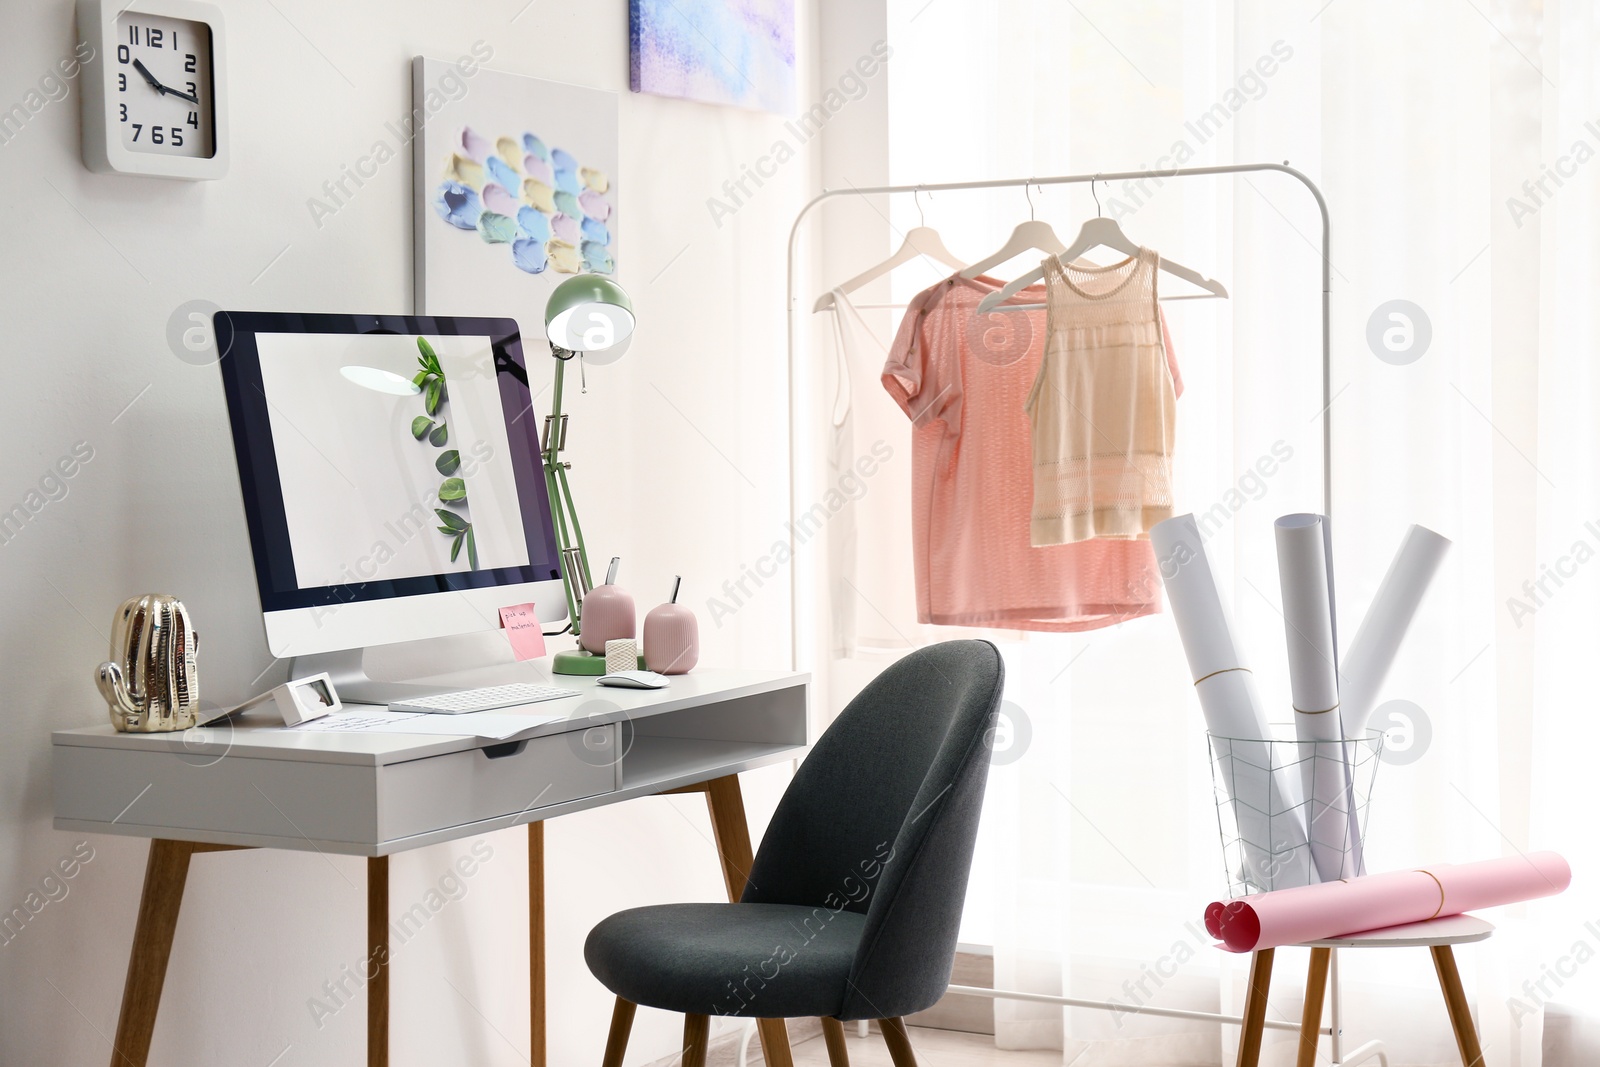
[
  {"xmin": 413, "ymin": 59, "xmax": 618, "ymax": 340},
  {"xmin": 629, "ymin": 0, "xmax": 795, "ymax": 115}
]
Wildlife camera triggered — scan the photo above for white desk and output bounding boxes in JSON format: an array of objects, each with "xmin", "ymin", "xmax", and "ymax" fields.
[{"xmin": 53, "ymin": 667, "xmax": 809, "ymax": 1067}]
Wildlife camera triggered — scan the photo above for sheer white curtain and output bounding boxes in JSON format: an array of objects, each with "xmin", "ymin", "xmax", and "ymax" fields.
[{"xmin": 801, "ymin": 1, "xmax": 1600, "ymax": 1064}]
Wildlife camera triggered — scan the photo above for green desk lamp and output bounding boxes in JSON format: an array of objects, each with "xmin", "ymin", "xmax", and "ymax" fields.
[{"xmin": 541, "ymin": 274, "xmax": 636, "ymax": 676}]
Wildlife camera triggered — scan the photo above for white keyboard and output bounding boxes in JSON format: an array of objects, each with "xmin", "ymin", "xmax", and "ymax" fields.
[{"xmin": 388, "ymin": 683, "xmax": 581, "ymax": 715}]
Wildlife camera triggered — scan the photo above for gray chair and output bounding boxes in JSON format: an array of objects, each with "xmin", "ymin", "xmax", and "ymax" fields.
[{"xmin": 584, "ymin": 639, "xmax": 1004, "ymax": 1067}]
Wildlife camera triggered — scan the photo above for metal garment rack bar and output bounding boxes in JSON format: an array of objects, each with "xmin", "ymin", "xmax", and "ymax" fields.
[{"xmin": 784, "ymin": 164, "xmax": 1371, "ymax": 1064}]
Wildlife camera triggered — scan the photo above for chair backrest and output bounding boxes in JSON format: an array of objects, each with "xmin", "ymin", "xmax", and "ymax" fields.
[{"xmin": 742, "ymin": 639, "xmax": 1004, "ymax": 1020}]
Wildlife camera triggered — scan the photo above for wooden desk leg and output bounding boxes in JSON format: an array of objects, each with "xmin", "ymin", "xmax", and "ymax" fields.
[
  {"xmin": 368, "ymin": 856, "xmax": 389, "ymax": 1067},
  {"xmin": 529, "ymin": 821, "xmax": 546, "ymax": 1067},
  {"xmin": 1236, "ymin": 948, "xmax": 1275, "ymax": 1067},
  {"xmin": 1297, "ymin": 947, "xmax": 1331, "ymax": 1067},
  {"xmin": 702, "ymin": 774, "xmax": 795, "ymax": 1067},
  {"xmin": 111, "ymin": 840, "xmax": 196, "ymax": 1067},
  {"xmin": 1431, "ymin": 945, "xmax": 1487, "ymax": 1067}
]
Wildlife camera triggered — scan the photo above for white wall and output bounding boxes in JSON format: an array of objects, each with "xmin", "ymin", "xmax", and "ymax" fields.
[{"xmin": 0, "ymin": 1, "xmax": 859, "ymax": 1063}]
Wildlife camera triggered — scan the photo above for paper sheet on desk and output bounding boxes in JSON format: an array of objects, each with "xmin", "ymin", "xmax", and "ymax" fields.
[{"xmin": 289, "ymin": 709, "xmax": 570, "ymax": 740}]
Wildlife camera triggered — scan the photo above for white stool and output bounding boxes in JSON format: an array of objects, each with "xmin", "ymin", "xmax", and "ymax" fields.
[{"xmin": 1235, "ymin": 913, "xmax": 1494, "ymax": 1067}]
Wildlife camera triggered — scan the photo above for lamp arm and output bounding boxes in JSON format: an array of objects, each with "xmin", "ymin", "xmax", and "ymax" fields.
[
  {"xmin": 542, "ymin": 357, "xmax": 592, "ymax": 634},
  {"xmin": 554, "ymin": 463, "xmax": 593, "ymax": 590}
]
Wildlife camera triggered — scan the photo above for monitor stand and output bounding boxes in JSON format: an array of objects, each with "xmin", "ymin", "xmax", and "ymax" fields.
[{"xmin": 290, "ymin": 630, "xmax": 536, "ymax": 706}]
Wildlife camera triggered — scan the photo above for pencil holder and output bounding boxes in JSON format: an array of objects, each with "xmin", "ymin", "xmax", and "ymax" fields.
[
  {"xmin": 1207, "ymin": 729, "xmax": 1383, "ymax": 896},
  {"xmin": 642, "ymin": 576, "xmax": 697, "ymax": 675},
  {"xmin": 579, "ymin": 558, "xmax": 636, "ymax": 655}
]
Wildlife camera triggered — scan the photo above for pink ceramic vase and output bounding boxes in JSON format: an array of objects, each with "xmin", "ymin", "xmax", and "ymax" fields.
[
  {"xmin": 579, "ymin": 558, "xmax": 636, "ymax": 654},
  {"xmin": 644, "ymin": 577, "xmax": 698, "ymax": 674}
]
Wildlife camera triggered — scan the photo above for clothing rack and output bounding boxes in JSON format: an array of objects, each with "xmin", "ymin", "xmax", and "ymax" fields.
[{"xmin": 783, "ymin": 165, "xmax": 1384, "ymax": 1067}]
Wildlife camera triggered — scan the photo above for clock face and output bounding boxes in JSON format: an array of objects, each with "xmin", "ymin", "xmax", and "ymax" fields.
[{"xmin": 115, "ymin": 12, "xmax": 214, "ymax": 158}]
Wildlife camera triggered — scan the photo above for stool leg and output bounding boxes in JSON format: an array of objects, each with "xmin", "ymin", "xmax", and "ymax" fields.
[
  {"xmin": 600, "ymin": 998, "xmax": 635, "ymax": 1067},
  {"xmin": 1430, "ymin": 945, "xmax": 1486, "ymax": 1067},
  {"xmin": 1298, "ymin": 947, "xmax": 1332, "ymax": 1067},
  {"xmin": 682, "ymin": 1014, "xmax": 710, "ymax": 1067},
  {"xmin": 1237, "ymin": 948, "xmax": 1276, "ymax": 1067},
  {"xmin": 821, "ymin": 1017, "xmax": 851, "ymax": 1067}
]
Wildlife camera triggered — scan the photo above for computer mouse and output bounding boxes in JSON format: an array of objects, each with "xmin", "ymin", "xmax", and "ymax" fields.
[{"xmin": 597, "ymin": 670, "xmax": 671, "ymax": 690}]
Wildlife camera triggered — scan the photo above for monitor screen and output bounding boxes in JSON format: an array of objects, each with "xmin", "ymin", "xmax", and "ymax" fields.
[{"xmin": 216, "ymin": 312, "xmax": 562, "ymax": 620}]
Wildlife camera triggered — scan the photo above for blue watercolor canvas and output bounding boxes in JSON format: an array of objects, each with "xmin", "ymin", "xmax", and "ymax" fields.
[{"xmin": 629, "ymin": 0, "xmax": 795, "ymax": 115}]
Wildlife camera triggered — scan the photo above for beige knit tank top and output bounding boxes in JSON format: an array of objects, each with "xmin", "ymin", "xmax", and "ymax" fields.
[{"xmin": 1024, "ymin": 248, "xmax": 1175, "ymax": 546}]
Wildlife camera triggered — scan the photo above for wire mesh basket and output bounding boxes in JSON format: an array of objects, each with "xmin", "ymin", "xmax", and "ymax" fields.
[{"xmin": 1207, "ymin": 728, "xmax": 1383, "ymax": 897}]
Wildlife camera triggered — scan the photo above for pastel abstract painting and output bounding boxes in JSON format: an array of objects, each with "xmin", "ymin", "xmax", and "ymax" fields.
[
  {"xmin": 413, "ymin": 59, "xmax": 619, "ymax": 345},
  {"xmin": 630, "ymin": 0, "xmax": 795, "ymax": 114}
]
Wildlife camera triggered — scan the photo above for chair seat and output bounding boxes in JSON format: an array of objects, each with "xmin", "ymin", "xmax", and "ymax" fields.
[{"xmin": 584, "ymin": 902, "xmax": 868, "ymax": 1019}]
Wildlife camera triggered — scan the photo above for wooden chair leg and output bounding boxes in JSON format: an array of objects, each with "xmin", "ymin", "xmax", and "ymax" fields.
[
  {"xmin": 110, "ymin": 840, "xmax": 196, "ymax": 1067},
  {"xmin": 756, "ymin": 1018, "xmax": 794, "ymax": 1067},
  {"xmin": 601, "ymin": 998, "xmax": 636, "ymax": 1067},
  {"xmin": 1297, "ymin": 947, "xmax": 1331, "ymax": 1067},
  {"xmin": 367, "ymin": 856, "xmax": 389, "ymax": 1067},
  {"xmin": 821, "ymin": 1017, "xmax": 850, "ymax": 1067},
  {"xmin": 1431, "ymin": 945, "xmax": 1487, "ymax": 1067},
  {"xmin": 879, "ymin": 1017, "xmax": 918, "ymax": 1067},
  {"xmin": 529, "ymin": 822, "xmax": 546, "ymax": 1067},
  {"xmin": 1236, "ymin": 947, "xmax": 1275, "ymax": 1067},
  {"xmin": 703, "ymin": 774, "xmax": 794, "ymax": 1067},
  {"xmin": 682, "ymin": 1013, "xmax": 710, "ymax": 1067}
]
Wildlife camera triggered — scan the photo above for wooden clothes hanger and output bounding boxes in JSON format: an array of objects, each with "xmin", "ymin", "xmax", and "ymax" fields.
[
  {"xmin": 957, "ymin": 183, "xmax": 1066, "ymax": 280},
  {"xmin": 976, "ymin": 177, "xmax": 1229, "ymax": 314},
  {"xmin": 813, "ymin": 190, "xmax": 966, "ymax": 312}
]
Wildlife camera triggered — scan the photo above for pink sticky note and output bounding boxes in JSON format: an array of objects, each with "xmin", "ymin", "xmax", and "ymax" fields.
[{"xmin": 499, "ymin": 604, "xmax": 547, "ymax": 661}]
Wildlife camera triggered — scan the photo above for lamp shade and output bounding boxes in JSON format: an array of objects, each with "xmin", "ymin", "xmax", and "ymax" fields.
[{"xmin": 545, "ymin": 274, "xmax": 636, "ymax": 353}]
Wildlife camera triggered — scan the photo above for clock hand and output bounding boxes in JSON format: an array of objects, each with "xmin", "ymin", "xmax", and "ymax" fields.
[
  {"xmin": 131, "ymin": 58, "xmax": 200, "ymax": 104},
  {"xmin": 131, "ymin": 58, "xmax": 170, "ymax": 95}
]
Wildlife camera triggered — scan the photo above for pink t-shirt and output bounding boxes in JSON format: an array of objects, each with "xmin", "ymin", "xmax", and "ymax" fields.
[{"xmin": 881, "ymin": 273, "xmax": 1181, "ymax": 631}]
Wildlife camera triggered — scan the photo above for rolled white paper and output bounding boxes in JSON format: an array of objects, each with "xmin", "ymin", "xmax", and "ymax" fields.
[
  {"xmin": 1274, "ymin": 515, "xmax": 1340, "ymax": 715},
  {"xmin": 1275, "ymin": 514, "xmax": 1356, "ymax": 880},
  {"xmin": 1338, "ymin": 525, "xmax": 1452, "ymax": 738},
  {"xmin": 1152, "ymin": 514, "xmax": 1312, "ymax": 889}
]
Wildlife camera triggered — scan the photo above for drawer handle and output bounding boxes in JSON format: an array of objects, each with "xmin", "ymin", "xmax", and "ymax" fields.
[{"xmin": 481, "ymin": 740, "xmax": 528, "ymax": 760}]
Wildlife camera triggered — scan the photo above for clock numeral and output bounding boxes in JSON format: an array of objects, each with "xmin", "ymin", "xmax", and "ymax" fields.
[
  {"xmin": 118, "ymin": 73, "xmax": 126, "ymax": 91},
  {"xmin": 171, "ymin": 32, "xmax": 178, "ymax": 50},
  {"xmin": 131, "ymin": 123, "xmax": 142, "ymax": 142},
  {"xmin": 186, "ymin": 111, "xmax": 199, "ymax": 129},
  {"xmin": 146, "ymin": 28, "xmax": 163, "ymax": 48},
  {"xmin": 169, "ymin": 127, "xmax": 184, "ymax": 147},
  {"xmin": 120, "ymin": 103, "xmax": 127, "ymax": 122},
  {"xmin": 127, "ymin": 24, "xmax": 137, "ymax": 45},
  {"xmin": 117, "ymin": 45, "xmax": 130, "ymax": 64},
  {"xmin": 184, "ymin": 53, "xmax": 197, "ymax": 73},
  {"xmin": 186, "ymin": 81, "xmax": 197, "ymax": 98},
  {"xmin": 151, "ymin": 126, "xmax": 164, "ymax": 145}
]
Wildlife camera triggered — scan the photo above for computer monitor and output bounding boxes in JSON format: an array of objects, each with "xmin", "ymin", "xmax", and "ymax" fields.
[{"xmin": 216, "ymin": 311, "xmax": 565, "ymax": 692}]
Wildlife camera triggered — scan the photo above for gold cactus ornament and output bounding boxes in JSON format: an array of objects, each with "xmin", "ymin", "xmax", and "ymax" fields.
[{"xmin": 96, "ymin": 595, "xmax": 200, "ymax": 732}]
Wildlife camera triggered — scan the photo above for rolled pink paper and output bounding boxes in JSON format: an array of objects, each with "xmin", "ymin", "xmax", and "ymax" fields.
[{"xmin": 1211, "ymin": 852, "xmax": 1571, "ymax": 952}]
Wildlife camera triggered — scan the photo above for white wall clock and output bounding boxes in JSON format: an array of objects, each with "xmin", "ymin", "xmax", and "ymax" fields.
[{"xmin": 77, "ymin": 0, "xmax": 229, "ymax": 179}]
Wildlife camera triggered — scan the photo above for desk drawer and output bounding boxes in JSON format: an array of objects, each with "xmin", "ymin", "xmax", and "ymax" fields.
[{"xmin": 379, "ymin": 724, "xmax": 619, "ymax": 841}]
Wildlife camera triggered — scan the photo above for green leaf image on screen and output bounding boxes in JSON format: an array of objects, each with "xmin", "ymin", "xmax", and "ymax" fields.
[{"xmin": 408, "ymin": 336, "xmax": 475, "ymax": 568}]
